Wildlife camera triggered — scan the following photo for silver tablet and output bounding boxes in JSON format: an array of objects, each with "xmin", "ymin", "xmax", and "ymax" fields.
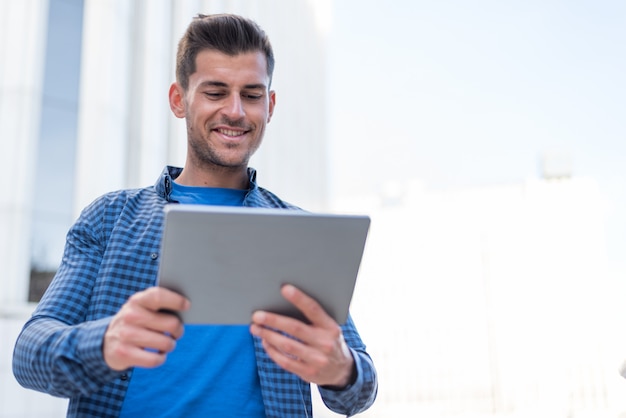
[{"xmin": 156, "ymin": 205, "xmax": 370, "ymax": 325}]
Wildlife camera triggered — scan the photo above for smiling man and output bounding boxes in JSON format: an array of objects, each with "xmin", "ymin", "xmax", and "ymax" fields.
[
  {"xmin": 13, "ymin": 13, "xmax": 377, "ymax": 418},
  {"xmin": 171, "ymin": 49, "xmax": 273, "ymax": 188}
]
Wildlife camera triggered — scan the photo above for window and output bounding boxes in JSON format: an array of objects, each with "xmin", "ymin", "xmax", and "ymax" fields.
[{"xmin": 29, "ymin": 0, "xmax": 84, "ymax": 301}]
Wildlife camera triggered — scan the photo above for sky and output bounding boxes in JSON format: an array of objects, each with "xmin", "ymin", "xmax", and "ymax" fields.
[
  {"xmin": 327, "ymin": 0, "xmax": 626, "ymax": 274},
  {"xmin": 25, "ymin": 0, "xmax": 626, "ymax": 282}
]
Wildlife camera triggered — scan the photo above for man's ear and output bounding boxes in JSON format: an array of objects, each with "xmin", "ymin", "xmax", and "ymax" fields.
[
  {"xmin": 169, "ymin": 82, "xmax": 186, "ymax": 118},
  {"xmin": 267, "ymin": 90, "xmax": 276, "ymax": 123}
]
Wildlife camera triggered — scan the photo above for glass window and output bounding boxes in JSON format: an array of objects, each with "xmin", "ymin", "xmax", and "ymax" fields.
[{"xmin": 29, "ymin": 0, "xmax": 84, "ymax": 301}]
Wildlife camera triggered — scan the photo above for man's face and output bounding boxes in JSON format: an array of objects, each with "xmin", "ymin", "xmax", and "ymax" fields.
[{"xmin": 172, "ymin": 49, "xmax": 275, "ymax": 172}]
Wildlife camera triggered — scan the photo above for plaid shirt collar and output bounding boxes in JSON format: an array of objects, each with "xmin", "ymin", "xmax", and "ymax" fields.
[{"xmin": 154, "ymin": 165, "xmax": 260, "ymax": 202}]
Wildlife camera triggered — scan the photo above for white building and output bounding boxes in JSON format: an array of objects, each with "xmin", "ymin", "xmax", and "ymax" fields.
[
  {"xmin": 1, "ymin": 0, "xmax": 330, "ymax": 416},
  {"xmin": 338, "ymin": 176, "xmax": 624, "ymax": 417}
]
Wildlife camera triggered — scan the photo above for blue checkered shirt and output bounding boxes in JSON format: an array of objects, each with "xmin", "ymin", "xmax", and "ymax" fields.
[{"xmin": 13, "ymin": 166, "xmax": 377, "ymax": 417}]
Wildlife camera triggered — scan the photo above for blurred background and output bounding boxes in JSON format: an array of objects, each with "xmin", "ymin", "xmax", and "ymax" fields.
[{"xmin": 1, "ymin": 0, "xmax": 625, "ymax": 417}]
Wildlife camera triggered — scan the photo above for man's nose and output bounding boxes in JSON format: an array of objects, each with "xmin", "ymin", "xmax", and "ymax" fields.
[{"xmin": 222, "ymin": 94, "xmax": 245, "ymax": 119}]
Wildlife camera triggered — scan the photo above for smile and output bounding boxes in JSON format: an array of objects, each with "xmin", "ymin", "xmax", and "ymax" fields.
[{"xmin": 216, "ymin": 127, "xmax": 247, "ymax": 137}]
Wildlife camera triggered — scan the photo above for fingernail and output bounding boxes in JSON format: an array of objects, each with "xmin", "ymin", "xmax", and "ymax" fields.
[
  {"xmin": 252, "ymin": 311, "xmax": 266, "ymax": 323},
  {"xmin": 283, "ymin": 284, "xmax": 295, "ymax": 296}
]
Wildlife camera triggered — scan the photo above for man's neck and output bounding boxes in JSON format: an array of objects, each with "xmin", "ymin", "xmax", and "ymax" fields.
[{"xmin": 174, "ymin": 165, "xmax": 249, "ymax": 190}]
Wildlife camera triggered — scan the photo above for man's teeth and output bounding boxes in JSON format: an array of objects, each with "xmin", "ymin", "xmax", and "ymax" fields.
[{"xmin": 217, "ymin": 128, "xmax": 244, "ymax": 137}]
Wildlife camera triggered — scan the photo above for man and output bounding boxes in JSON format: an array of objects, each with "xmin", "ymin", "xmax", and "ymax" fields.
[{"xmin": 13, "ymin": 13, "xmax": 377, "ymax": 417}]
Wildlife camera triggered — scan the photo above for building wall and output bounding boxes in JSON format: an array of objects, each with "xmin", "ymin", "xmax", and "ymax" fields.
[
  {"xmin": 0, "ymin": 1, "xmax": 329, "ymax": 416},
  {"xmin": 73, "ymin": 0, "xmax": 330, "ymax": 214},
  {"xmin": 337, "ymin": 177, "xmax": 624, "ymax": 417},
  {"xmin": 0, "ymin": 0, "xmax": 49, "ymax": 310}
]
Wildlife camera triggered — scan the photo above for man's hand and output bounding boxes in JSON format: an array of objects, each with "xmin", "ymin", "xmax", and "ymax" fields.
[
  {"xmin": 249, "ymin": 284, "xmax": 355, "ymax": 388},
  {"xmin": 103, "ymin": 287, "xmax": 190, "ymax": 371}
]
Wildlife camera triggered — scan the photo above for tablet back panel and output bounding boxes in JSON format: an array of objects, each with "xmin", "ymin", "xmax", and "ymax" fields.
[{"xmin": 157, "ymin": 205, "xmax": 370, "ymax": 324}]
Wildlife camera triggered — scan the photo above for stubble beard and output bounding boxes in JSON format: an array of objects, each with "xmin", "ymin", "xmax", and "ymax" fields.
[{"xmin": 186, "ymin": 123, "xmax": 260, "ymax": 172}]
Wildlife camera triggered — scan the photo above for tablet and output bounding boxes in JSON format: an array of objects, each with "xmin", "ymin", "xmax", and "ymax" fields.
[{"xmin": 156, "ymin": 205, "xmax": 370, "ymax": 325}]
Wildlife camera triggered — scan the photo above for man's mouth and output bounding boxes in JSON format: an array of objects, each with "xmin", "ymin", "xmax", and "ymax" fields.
[{"xmin": 215, "ymin": 127, "xmax": 247, "ymax": 138}]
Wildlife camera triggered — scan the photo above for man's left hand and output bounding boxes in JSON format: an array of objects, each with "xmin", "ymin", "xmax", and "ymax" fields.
[{"xmin": 249, "ymin": 284, "xmax": 355, "ymax": 388}]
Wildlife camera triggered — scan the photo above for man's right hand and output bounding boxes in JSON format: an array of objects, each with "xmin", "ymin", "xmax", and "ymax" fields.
[{"xmin": 103, "ymin": 287, "xmax": 190, "ymax": 371}]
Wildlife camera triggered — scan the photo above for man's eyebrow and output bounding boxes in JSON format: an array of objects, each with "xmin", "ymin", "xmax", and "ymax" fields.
[
  {"xmin": 199, "ymin": 80, "xmax": 228, "ymax": 88},
  {"xmin": 198, "ymin": 80, "xmax": 268, "ymax": 90},
  {"xmin": 242, "ymin": 83, "xmax": 268, "ymax": 90}
]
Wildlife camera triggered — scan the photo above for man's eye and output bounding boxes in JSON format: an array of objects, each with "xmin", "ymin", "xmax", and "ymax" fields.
[
  {"xmin": 204, "ymin": 92, "xmax": 224, "ymax": 98},
  {"xmin": 244, "ymin": 94, "xmax": 262, "ymax": 100}
]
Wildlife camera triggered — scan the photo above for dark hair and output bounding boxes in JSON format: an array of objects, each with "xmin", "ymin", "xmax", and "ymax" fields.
[{"xmin": 176, "ymin": 13, "xmax": 275, "ymax": 90}]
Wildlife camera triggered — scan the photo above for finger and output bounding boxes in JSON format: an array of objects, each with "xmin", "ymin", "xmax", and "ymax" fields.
[
  {"xmin": 104, "ymin": 324, "xmax": 178, "ymax": 370},
  {"xmin": 120, "ymin": 297, "xmax": 185, "ymax": 340},
  {"xmin": 132, "ymin": 286, "xmax": 191, "ymax": 313},
  {"xmin": 250, "ymin": 322, "xmax": 312, "ymax": 359},
  {"xmin": 114, "ymin": 344, "xmax": 170, "ymax": 369},
  {"xmin": 280, "ymin": 285, "xmax": 336, "ymax": 329},
  {"xmin": 250, "ymin": 310, "xmax": 317, "ymax": 346},
  {"xmin": 151, "ymin": 310, "xmax": 186, "ymax": 339},
  {"xmin": 259, "ymin": 338, "xmax": 318, "ymax": 382},
  {"xmin": 250, "ymin": 317, "xmax": 354, "ymax": 386},
  {"xmin": 115, "ymin": 325, "xmax": 179, "ymax": 353}
]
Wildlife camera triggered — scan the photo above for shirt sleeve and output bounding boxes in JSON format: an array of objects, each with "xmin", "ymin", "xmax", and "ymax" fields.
[
  {"xmin": 317, "ymin": 315, "xmax": 378, "ymax": 415},
  {"xmin": 12, "ymin": 196, "xmax": 123, "ymax": 397},
  {"xmin": 13, "ymin": 316, "xmax": 122, "ymax": 397}
]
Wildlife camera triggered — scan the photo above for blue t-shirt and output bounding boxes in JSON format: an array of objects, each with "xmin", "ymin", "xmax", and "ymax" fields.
[{"xmin": 119, "ymin": 181, "xmax": 265, "ymax": 417}]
